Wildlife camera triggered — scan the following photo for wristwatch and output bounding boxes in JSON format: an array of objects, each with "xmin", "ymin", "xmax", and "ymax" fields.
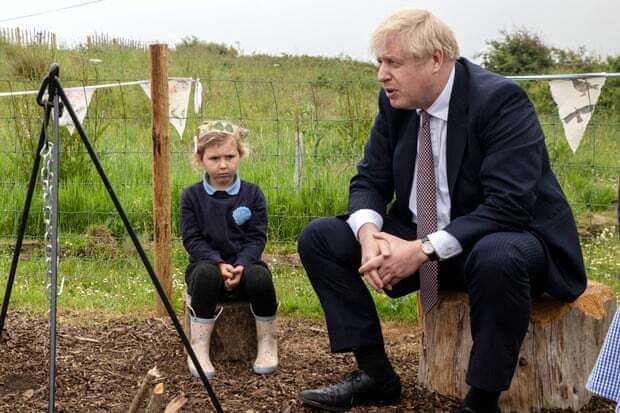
[{"xmin": 420, "ymin": 236, "xmax": 438, "ymax": 261}]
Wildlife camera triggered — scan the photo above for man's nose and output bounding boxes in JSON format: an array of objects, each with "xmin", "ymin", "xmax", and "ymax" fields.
[{"xmin": 377, "ymin": 64, "xmax": 389, "ymax": 82}]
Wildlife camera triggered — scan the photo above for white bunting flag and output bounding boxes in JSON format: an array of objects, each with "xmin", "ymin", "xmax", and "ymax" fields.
[
  {"xmin": 59, "ymin": 87, "xmax": 96, "ymax": 135},
  {"xmin": 194, "ymin": 78, "xmax": 203, "ymax": 114},
  {"xmin": 549, "ymin": 77, "xmax": 606, "ymax": 153},
  {"xmin": 140, "ymin": 77, "xmax": 193, "ymax": 138}
]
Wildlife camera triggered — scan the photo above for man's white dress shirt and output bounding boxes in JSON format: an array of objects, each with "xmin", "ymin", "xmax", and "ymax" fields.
[{"xmin": 347, "ymin": 66, "xmax": 462, "ymax": 260}]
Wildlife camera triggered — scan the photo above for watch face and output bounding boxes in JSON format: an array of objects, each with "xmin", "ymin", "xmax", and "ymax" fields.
[{"xmin": 422, "ymin": 241, "xmax": 434, "ymax": 255}]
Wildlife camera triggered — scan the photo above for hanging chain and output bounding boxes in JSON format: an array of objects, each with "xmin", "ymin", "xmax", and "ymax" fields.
[
  {"xmin": 40, "ymin": 139, "xmax": 64, "ymax": 298},
  {"xmin": 40, "ymin": 139, "xmax": 54, "ymax": 297}
]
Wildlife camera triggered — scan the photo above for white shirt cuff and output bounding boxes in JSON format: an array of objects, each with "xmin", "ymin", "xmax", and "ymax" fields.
[
  {"xmin": 427, "ymin": 230, "xmax": 462, "ymax": 260},
  {"xmin": 346, "ymin": 209, "xmax": 383, "ymax": 240}
]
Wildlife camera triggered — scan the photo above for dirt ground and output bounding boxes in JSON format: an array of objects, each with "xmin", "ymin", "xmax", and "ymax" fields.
[{"xmin": 0, "ymin": 311, "xmax": 614, "ymax": 413}]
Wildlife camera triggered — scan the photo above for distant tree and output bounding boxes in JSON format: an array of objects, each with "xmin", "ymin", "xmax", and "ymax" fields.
[
  {"xmin": 479, "ymin": 28, "xmax": 554, "ymax": 75},
  {"xmin": 175, "ymin": 36, "xmax": 238, "ymax": 57},
  {"xmin": 552, "ymin": 46, "xmax": 603, "ymax": 72},
  {"xmin": 595, "ymin": 54, "xmax": 620, "ymax": 114}
]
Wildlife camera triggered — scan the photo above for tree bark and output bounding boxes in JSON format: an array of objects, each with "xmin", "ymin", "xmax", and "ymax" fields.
[
  {"xmin": 418, "ymin": 280, "xmax": 617, "ymax": 412},
  {"xmin": 183, "ymin": 292, "xmax": 257, "ymax": 361},
  {"xmin": 150, "ymin": 44, "xmax": 172, "ymax": 317}
]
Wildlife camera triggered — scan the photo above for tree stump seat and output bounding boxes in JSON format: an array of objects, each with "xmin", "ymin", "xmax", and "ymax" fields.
[
  {"xmin": 182, "ymin": 290, "xmax": 257, "ymax": 361},
  {"xmin": 418, "ymin": 280, "xmax": 617, "ymax": 413}
]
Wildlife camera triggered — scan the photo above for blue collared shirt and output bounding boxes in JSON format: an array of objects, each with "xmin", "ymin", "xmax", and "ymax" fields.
[
  {"xmin": 587, "ymin": 310, "xmax": 620, "ymax": 412},
  {"xmin": 203, "ymin": 174, "xmax": 241, "ymax": 196}
]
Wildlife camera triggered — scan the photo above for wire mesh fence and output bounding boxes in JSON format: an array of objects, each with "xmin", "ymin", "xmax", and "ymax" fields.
[{"xmin": 0, "ymin": 75, "xmax": 618, "ymax": 289}]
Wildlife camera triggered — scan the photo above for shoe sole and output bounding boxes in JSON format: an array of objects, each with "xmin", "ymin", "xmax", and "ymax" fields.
[
  {"xmin": 296, "ymin": 395, "xmax": 349, "ymax": 412},
  {"xmin": 297, "ymin": 394, "xmax": 400, "ymax": 412},
  {"xmin": 253, "ymin": 365, "xmax": 277, "ymax": 374}
]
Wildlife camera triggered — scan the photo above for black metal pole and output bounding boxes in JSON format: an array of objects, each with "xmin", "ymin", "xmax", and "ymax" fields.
[
  {"xmin": 47, "ymin": 76, "xmax": 61, "ymax": 413},
  {"xmin": 0, "ymin": 97, "xmax": 52, "ymax": 335},
  {"xmin": 52, "ymin": 77, "xmax": 224, "ymax": 413}
]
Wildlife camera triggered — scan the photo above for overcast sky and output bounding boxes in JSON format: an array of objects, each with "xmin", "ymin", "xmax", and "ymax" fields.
[{"xmin": 3, "ymin": 0, "xmax": 619, "ymax": 63}]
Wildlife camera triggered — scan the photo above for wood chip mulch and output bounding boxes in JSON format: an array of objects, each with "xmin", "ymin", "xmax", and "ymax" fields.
[{"xmin": 0, "ymin": 311, "xmax": 614, "ymax": 412}]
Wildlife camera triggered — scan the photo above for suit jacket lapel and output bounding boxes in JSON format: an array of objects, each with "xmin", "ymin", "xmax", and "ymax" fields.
[
  {"xmin": 446, "ymin": 60, "xmax": 469, "ymax": 196},
  {"xmin": 398, "ymin": 114, "xmax": 419, "ymax": 211}
]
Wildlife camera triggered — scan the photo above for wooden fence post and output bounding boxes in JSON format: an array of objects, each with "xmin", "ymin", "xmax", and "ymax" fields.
[{"xmin": 150, "ymin": 44, "xmax": 172, "ymax": 316}]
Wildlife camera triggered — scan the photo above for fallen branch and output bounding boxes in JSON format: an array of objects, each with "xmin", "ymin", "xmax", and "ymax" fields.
[
  {"xmin": 58, "ymin": 333, "xmax": 100, "ymax": 343},
  {"xmin": 146, "ymin": 382, "xmax": 164, "ymax": 413},
  {"xmin": 308, "ymin": 326, "xmax": 326, "ymax": 334},
  {"xmin": 164, "ymin": 392, "xmax": 187, "ymax": 413},
  {"xmin": 128, "ymin": 367, "xmax": 163, "ymax": 413}
]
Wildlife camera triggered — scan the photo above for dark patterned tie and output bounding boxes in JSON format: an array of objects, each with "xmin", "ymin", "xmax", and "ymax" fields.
[{"xmin": 416, "ymin": 111, "xmax": 439, "ymax": 313}]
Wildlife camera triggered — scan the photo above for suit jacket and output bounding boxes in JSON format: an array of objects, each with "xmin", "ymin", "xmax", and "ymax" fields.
[{"xmin": 348, "ymin": 58, "xmax": 586, "ymax": 302}]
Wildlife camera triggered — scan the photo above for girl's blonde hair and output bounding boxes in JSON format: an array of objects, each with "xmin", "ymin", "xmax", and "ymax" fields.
[
  {"xmin": 191, "ymin": 120, "xmax": 250, "ymax": 169},
  {"xmin": 371, "ymin": 9, "xmax": 459, "ymax": 61}
]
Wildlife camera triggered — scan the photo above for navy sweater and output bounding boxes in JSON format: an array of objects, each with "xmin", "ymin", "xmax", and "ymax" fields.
[{"xmin": 180, "ymin": 180, "xmax": 267, "ymax": 267}]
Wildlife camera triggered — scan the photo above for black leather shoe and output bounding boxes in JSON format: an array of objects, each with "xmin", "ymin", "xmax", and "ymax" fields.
[
  {"xmin": 297, "ymin": 370, "xmax": 401, "ymax": 412},
  {"xmin": 455, "ymin": 404, "xmax": 500, "ymax": 413}
]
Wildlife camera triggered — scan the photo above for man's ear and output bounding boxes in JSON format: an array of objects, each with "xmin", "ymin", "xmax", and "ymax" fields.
[{"xmin": 431, "ymin": 49, "xmax": 444, "ymax": 73}]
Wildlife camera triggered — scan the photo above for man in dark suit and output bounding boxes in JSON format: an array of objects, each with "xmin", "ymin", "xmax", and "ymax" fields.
[{"xmin": 296, "ymin": 8, "xmax": 586, "ymax": 413}]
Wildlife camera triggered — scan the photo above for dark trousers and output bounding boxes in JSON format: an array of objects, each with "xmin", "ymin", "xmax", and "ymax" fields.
[
  {"xmin": 185, "ymin": 261, "xmax": 277, "ymax": 319},
  {"xmin": 297, "ymin": 216, "xmax": 546, "ymax": 392}
]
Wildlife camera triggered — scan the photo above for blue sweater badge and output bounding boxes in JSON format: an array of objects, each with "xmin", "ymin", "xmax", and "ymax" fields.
[{"xmin": 232, "ymin": 206, "xmax": 252, "ymax": 225}]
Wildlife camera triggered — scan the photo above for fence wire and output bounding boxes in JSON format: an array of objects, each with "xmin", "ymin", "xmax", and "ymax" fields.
[{"xmin": 0, "ymin": 77, "xmax": 617, "ymax": 287}]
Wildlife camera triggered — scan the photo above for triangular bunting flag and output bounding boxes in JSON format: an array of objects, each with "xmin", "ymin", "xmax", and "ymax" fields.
[
  {"xmin": 168, "ymin": 78, "xmax": 192, "ymax": 137},
  {"xmin": 194, "ymin": 78, "xmax": 203, "ymax": 114},
  {"xmin": 59, "ymin": 87, "xmax": 96, "ymax": 135},
  {"xmin": 549, "ymin": 77, "xmax": 606, "ymax": 153},
  {"xmin": 141, "ymin": 78, "xmax": 193, "ymax": 138},
  {"xmin": 139, "ymin": 82, "xmax": 150, "ymax": 99}
]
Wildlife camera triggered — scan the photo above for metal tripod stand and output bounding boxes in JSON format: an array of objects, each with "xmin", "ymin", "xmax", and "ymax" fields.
[{"xmin": 0, "ymin": 64, "xmax": 223, "ymax": 413}]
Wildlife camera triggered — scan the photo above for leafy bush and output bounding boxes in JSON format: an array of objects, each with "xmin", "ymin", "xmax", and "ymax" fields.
[
  {"xmin": 479, "ymin": 28, "xmax": 553, "ymax": 75},
  {"xmin": 4, "ymin": 45, "xmax": 52, "ymax": 80}
]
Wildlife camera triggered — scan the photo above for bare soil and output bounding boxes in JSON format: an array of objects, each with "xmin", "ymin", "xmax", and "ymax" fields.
[{"xmin": 0, "ymin": 311, "xmax": 614, "ymax": 412}]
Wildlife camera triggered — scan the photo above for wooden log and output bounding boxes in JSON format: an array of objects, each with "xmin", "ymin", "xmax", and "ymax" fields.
[
  {"xmin": 128, "ymin": 367, "xmax": 162, "ymax": 413},
  {"xmin": 418, "ymin": 280, "xmax": 617, "ymax": 412},
  {"xmin": 146, "ymin": 382, "xmax": 164, "ymax": 413},
  {"xmin": 149, "ymin": 44, "xmax": 172, "ymax": 316},
  {"xmin": 211, "ymin": 301, "xmax": 257, "ymax": 361},
  {"xmin": 183, "ymin": 291, "xmax": 257, "ymax": 361}
]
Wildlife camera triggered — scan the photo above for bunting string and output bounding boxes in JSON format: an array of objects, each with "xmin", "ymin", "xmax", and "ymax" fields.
[
  {"xmin": 0, "ymin": 74, "xmax": 616, "ymax": 147},
  {"xmin": 0, "ymin": 78, "xmax": 198, "ymax": 138}
]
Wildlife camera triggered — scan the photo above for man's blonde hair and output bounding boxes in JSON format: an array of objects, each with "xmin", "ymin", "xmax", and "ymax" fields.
[
  {"xmin": 191, "ymin": 120, "xmax": 249, "ymax": 169},
  {"xmin": 371, "ymin": 9, "xmax": 459, "ymax": 61}
]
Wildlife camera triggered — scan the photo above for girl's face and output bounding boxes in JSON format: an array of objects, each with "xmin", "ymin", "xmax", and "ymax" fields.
[{"xmin": 201, "ymin": 137, "xmax": 240, "ymax": 189}]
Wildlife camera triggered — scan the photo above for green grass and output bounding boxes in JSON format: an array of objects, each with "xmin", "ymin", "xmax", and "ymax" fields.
[
  {"xmin": 0, "ymin": 239, "xmax": 421, "ymax": 322},
  {"xmin": 0, "ymin": 42, "xmax": 617, "ymax": 321},
  {"xmin": 581, "ymin": 227, "xmax": 620, "ymax": 292},
  {"xmin": 1, "ymin": 225, "xmax": 617, "ymax": 322}
]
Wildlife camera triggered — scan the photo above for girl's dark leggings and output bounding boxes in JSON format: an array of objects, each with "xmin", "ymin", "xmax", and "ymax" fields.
[{"xmin": 185, "ymin": 261, "xmax": 277, "ymax": 319}]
